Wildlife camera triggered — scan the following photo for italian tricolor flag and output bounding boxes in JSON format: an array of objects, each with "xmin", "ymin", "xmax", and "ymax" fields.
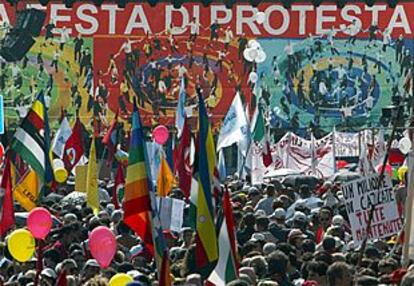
[{"xmin": 207, "ymin": 189, "xmax": 239, "ymax": 285}]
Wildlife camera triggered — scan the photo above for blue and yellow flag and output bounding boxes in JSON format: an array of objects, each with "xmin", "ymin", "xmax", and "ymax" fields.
[{"xmin": 194, "ymin": 92, "xmax": 219, "ymax": 278}]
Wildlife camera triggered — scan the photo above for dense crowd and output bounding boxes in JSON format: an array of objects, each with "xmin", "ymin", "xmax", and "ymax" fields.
[{"xmin": 0, "ymin": 168, "xmax": 412, "ymax": 286}]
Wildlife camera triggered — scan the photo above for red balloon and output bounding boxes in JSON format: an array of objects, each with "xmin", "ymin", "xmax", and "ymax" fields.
[
  {"xmin": 89, "ymin": 226, "xmax": 116, "ymax": 268},
  {"xmin": 152, "ymin": 125, "xmax": 169, "ymax": 145},
  {"xmin": 27, "ymin": 207, "xmax": 52, "ymax": 240}
]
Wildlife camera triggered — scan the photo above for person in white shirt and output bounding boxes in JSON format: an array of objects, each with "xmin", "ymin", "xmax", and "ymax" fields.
[
  {"xmin": 188, "ymin": 17, "xmax": 201, "ymax": 42},
  {"xmin": 57, "ymin": 26, "xmax": 70, "ymax": 51},
  {"xmin": 381, "ymin": 28, "xmax": 392, "ymax": 52},
  {"xmin": 365, "ymin": 95, "xmax": 374, "ymax": 112},
  {"xmin": 177, "ymin": 63, "xmax": 188, "ymax": 78},
  {"xmin": 341, "ymin": 104, "xmax": 353, "ymax": 119},
  {"xmin": 319, "ymin": 80, "xmax": 328, "ymax": 97},
  {"xmin": 51, "ymin": 49, "xmax": 60, "ymax": 73},
  {"xmin": 223, "ymin": 26, "xmax": 234, "ymax": 51},
  {"xmin": 215, "ymin": 50, "xmax": 228, "ymax": 72},
  {"xmin": 326, "ymin": 27, "xmax": 340, "ymax": 56},
  {"xmin": 344, "ymin": 19, "xmax": 360, "ymax": 46}
]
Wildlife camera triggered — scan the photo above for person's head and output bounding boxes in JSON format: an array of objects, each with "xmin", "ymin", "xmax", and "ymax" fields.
[
  {"xmin": 270, "ymin": 208, "xmax": 286, "ymax": 225},
  {"xmin": 292, "ymin": 211, "xmax": 307, "ymax": 229},
  {"xmin": 378, "ymin": 258, "xmax": 398, "ymax": 275},
  {"xmin": 43, "ymin": 249, "xmax": 61, "ymax": 269},
  {"xmin": 288, "ymin": 229, "xmax": 306, "ymax": 249},
  {"xmin": 181, "ymin": 227, "xmax": 193, "ymax": 246},
  {"xmin": 265, "ymin": 185, "xmax": 276, "ymax": 197},
  {"xmin": 326, "ymin": 262, "xmax": 353, "ymax": 286},
  {"xmin": 322, "ymin": 236, "xmax": 337, "ymax": 253},
  {"xmin": 306, "ymin": 261, "xmax": 328, "ymax": 286},
  {"xmin": 60, "ymin": 259, "xmax": 78, "ymax": 276},
  {"xmin": 227, "ymin": 280, "xmax": 250, "ymax": 286},
  {"xmin": 186, "ymin": 273, "xmax": 202, "ymax": 286},
  {"xmin": 255, "ymin": 216, "xmax": 269, "ymax": 232},
  {"xmin": 402, "ymin": 270, "xmax": 414, "ymax": 286},
  {"xmin": 82, "ymin": 259, "xmax": 101, "ymax": 281},
  {"xmin": 70, "ymin": 249, "xmax": 85, "ymax": 270},
  {"xmin": 111, "ymin": 210, "xmax": 123, "ymax": 224},
  {"xmin": 40, "ymin": 268, "xmax": 56, "ymax": 286},
  {"xmin": 263, "ymin": 242, "xmax": 277, "ymax": 256},
  {"xmin": 242, "ymin": 213, "xmax": 256, "ymax": 229},
  {"xmin": 249, "ymin": 255, "xmax": 268, "ymax": 279},
  {"xmin": 319, "ymin": 208, "xmax": 333, "ymax": 230},
  {"xmin": 267, "ymin": 251, "xmax": 288, "ymax": 281},
  {"xmin": 239, "ymin": 267, "xmax": 257, "ymax": 285},
  {"xmin": 63, "ymin": 213, "xmax": 78, "ymax": 225},
  {"xmin": 248, "ymin": 187, "xmax": 261, "ymax": 205}
]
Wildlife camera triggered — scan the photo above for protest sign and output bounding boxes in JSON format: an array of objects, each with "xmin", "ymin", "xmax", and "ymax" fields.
[
  {"xmin": 342, "ymin": 174, "xmax": 402, "ymax": 245},
  {"xmin": 156, "ymin": 197, "xmax": 184, "ymax": 232}
]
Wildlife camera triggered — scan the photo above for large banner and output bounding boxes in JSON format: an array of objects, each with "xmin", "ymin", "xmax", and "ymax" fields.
[
  {"xmin": 0, "ymin": 2, "xmax": 413, "ymax": 130},
  {"xmin": 334, "ymin": 131, "xmax": 359, "ymax": 157},
  {"xmin": 341, "ymin": 174, "xmax": 402, "ymax": 245},
  {"xmin": 272, "ymin": 132, "xmax": 335, "ymax": 177}
]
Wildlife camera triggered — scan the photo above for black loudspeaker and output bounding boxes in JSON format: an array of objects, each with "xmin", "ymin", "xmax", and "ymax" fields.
[
  {"xmin": 0, "ymin": 30, "xmax": 35, "ymax": 61},
  {"xmin": 15, "ymin": 9, "xmax": 46, "ymax": 37}
]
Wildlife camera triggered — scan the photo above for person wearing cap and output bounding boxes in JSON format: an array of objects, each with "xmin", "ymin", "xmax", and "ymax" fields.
[
  {"xmin": 40, "ymin": 268, "xmax": 57, "ymax": 286},
  {"xmin": 248, "ymin": 187, "xmax": 262, "ymax": 207},
  {"xmin": 255, "ymin": 185, "xmax": 276, "ymax": 215},
  {"xmin": 268, "ymin": 208, "xmax": 289, "ymax": 243},
  {"xmin": 288, "ymin": 228, "xmax": 306, "ymax": 256},
  {"xmin": 291, "ymin": 211, "xmax": 315, "ymax": 240},
  {"xmin": 255, "ymin": 216, "xmax": 278, "ymax": 244},
  {"xmin": 81, "ymin": 259, "xmax": 101, "ymax": 284},
  {"xmin": 70, "ymin": 249, "xmax": 85, "ymax": 271},
  {"xmin": 237, "ymin": 213, "xmax": 256, "ymax": 245}
]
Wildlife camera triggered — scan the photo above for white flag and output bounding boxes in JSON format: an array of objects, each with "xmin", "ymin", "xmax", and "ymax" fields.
[
  {"xmin": 52, "ymin": 117, "xmax": 72, "ymax": 158},
  {"xmin": 217, "ymin": 93, "xmax": 250, "ymax": 155}
]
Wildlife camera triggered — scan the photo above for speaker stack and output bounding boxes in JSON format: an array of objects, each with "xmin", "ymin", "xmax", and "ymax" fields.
[{"xmin": 0, "ymin": 8, "xmax": 46, "ymax": 62}]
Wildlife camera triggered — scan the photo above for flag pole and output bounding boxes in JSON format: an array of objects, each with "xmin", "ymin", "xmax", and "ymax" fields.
[
  {"xmin": 332, "ymin": 126, "xmax": 337, "ymax": 173},
  {"xmin": 33, "ymin": 239, "xmax": 44, "ymax": 286},
  {"xmin": 357, "ymin": 106, "xmax": 401, "ymax": 266}
]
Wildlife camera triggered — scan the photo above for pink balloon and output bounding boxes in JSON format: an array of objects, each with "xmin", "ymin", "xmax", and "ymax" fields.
[
  {"xmin": 27, "ymin": 207, "xmax": 52, "ymax": 240},
  {"xmin": 153, "ymin": 125, "xmax": 169, "ymax": 145},
  {"xmin": 89, "ymin": 226, "xmax": 116, "ymax": 268}
]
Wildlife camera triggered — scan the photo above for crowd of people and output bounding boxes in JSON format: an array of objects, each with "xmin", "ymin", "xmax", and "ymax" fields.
[
  {"xmin": 0, "ymin": 165, "xmax": 412, "ymax": 285},
  {"xmin": 1, "ymin": 5, "xmax": 414, "ymax": 286}
]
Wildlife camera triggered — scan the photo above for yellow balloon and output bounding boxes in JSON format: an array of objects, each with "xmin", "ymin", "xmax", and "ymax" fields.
[
  {"xmin": 398, "ymin": 166, "xmax": 408, "ymax": 182},
  {"xmin": 54, "ymin": 167, "xmax": 68, "ymax": 183},
  {"xmin": 7, "ymin": 229, "xmax": 35, "ymax": 262},
  {"xmin": 109, "ymin": 273, "xmax": 133, "ymax": 286}
]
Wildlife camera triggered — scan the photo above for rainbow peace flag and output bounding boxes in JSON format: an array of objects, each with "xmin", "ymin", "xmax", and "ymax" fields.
[{"xmin": 123, "ymin": 101, "xmax": 171, "ymax": 285}]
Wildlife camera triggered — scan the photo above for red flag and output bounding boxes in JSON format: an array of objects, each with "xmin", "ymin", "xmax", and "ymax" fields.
[
  {"xmin": 262, "ymin": 131, "xmax": 273, "ymax": 168},
  {"xmin": 55, "ymin": 270, "xmax": 67, "ymax": 286},
  {"xmin": 63, "ymin": 119, "xmax": 85, "ymax": 172},
  {"xmin": 113, "ymin": 164, "xmax": 125, "ymax": 209},
  {"xmin": 0, "ymin": 157, "xmax": 15, "ymax": 237},
  {"xmin": 223, "ymin": 187, "xmax": 239, "ymax": 272},
  {"xmin": 175, "ymin": 118, "xmax": 192, "ymax": 199},
  {"xmin": 102, "ymin": 112, "xmax": 119, "ymax": 165}
]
